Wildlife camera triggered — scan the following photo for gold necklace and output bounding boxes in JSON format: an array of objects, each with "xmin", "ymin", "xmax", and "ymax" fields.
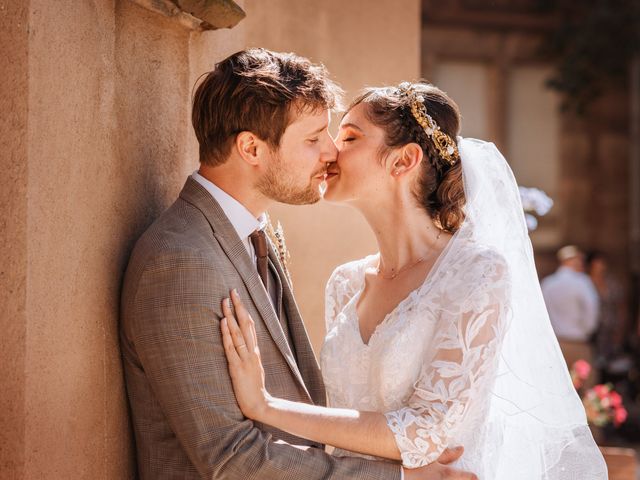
[{"xmin": 376, "ymin": 229, "xmax": 443, "ymax": 280}]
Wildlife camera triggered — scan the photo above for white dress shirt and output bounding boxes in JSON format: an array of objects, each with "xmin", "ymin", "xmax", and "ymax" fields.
[
  {"xmin": 541, "ymin": 266, "xmax": 600, "ymax": 342},
  {"xmin": 192, "ymin": 171, "xmax": 267, "ymax": 262}
]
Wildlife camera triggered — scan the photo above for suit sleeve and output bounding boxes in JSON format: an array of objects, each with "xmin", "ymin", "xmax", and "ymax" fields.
[{"xmin": 129, "ymin": 251, "xmax": 401, "ymax": 480}]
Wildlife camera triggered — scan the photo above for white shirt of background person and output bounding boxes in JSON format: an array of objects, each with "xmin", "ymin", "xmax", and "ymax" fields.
[{"xmin": 541, "ymin": 247, "xmax": 600, "ymax": 342}]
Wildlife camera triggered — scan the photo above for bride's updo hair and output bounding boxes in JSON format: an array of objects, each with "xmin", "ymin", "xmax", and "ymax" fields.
[{"xmin": 348, "ymin": 82, "xmax": 465, "ymax": 232}]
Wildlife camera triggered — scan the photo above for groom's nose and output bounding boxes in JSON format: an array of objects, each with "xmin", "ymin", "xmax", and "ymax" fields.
[{"xmin": 319, "ymin": 135, "xmax": 338, "ymax": 164}]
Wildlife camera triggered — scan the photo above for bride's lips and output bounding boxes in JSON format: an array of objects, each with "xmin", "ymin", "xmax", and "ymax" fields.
[{"xmin": 325, "ymin": 171, "xmax": 339, "ymax": 181}]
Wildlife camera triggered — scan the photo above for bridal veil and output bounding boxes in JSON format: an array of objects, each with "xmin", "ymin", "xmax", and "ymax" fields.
[{"xmin": 456, "ymin": 137, "xmax": 607, "ymax": 478}]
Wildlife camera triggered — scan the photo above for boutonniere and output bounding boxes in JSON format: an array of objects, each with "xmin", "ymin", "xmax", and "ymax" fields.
[{"xmin": 265, "ymin": 213, "xmax": 293, "ymax": 287}]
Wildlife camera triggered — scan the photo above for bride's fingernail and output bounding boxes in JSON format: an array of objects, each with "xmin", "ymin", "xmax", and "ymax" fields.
[
  {"xmin": 226, "ymin": 298, "xmax": 232, "ymax": 309},
  {"xmin": 232, "ymin": 288, "xmax": 239, "ymax": 297}
]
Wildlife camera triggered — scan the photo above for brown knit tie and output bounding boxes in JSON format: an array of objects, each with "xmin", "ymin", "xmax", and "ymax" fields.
[{"xmin": 249, "ymin": 229, "xmax": 269, "ymax": 290}]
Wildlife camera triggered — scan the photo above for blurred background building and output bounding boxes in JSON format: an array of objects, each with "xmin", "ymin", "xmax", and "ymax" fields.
[{"xmin": 2, "ymin": 0, "xmax": 638, "ymax": 478}]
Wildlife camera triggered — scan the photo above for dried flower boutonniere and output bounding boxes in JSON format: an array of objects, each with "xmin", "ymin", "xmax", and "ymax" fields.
[{"xmin": 265, "ymin": 214, "xmax": 293, "ymax": 287}]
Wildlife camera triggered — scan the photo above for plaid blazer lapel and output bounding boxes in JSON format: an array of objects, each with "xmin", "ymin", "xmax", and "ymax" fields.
[
  {"xmin": 179, "ymin": 178, "xmax": 311, "ymax": 401},
  {"xmin": 267, "ymin": 242, "xmax": 326, "ymax": 405}
]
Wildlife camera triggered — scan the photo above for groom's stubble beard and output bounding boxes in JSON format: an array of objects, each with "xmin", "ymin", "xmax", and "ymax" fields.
[{"xmin": 255, "ymin": 153, "xmax": 324, "ymax": 205}]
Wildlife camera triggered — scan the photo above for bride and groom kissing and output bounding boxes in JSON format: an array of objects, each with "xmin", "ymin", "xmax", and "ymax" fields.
[{"xmin": 120, "ymin": 48, "xmax": 607, "ymax": 479}]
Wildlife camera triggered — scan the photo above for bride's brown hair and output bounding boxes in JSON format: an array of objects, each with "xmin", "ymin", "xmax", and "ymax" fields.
[{"xmin": 348, "ymin": 83, "xmax": 465, "ymax": 232}]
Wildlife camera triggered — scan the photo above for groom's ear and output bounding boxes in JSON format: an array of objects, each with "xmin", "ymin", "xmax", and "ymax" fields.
[
  {"xmin": 235, "ymin": 131, "xmax": 263, "ymax": 166},
  {"xmin": 391, "ymin": 143, "xmax": 423, "ymax": 176}
]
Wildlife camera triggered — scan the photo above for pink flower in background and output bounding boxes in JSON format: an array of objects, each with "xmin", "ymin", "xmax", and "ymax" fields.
[
  {"xmin": 610, "ymin": 391, "xmax": 622, "ymax": 408},
  {"xmin": 570, "ymin": 359, "xmax": 592, "ymax": 389},
  {"xmin": 593, "ymin": 384, "xmax": 608, "ymax": 399},
  {"xmin": 573, "ymin": 359, "xmax": 591, "ymax": 379},
  {"xmin": 569, "ymin": 359, "xmax": 627, "ymax": 429},
  {"xmin": 571, "ymin": 360, "xmax": 586, "ymax": 389},
  {"xmin": 581, "ymin": 383, "xmax": 628, "ymax": 428},
  {"xmin": 614, "ymin": 407, "xmax": 628, "ymax": 426}
]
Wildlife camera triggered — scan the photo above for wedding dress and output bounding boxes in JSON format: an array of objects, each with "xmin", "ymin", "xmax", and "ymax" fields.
[{"xmin": 319, "ymin": 138, "xmax": 607, "ymax": 479}]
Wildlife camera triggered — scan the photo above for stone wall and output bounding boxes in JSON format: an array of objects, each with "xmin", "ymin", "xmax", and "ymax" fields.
[
  {"xmin": 1, "ymin": 2, "xmax": 29, "ymax": 476},
  {"xmin": 0, "ymin": 0, "xmax": 421, "ymax": 477}
]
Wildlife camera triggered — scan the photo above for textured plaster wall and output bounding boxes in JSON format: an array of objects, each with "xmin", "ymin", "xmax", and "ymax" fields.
[
  {"xmin": 1, "ymin": 0, "xmax": 420, "ymax": 477},
  {"xmin": 1, "ymin": 1, "xmax": 29, "ymax": 477},
  {"xmin": 21, "ymin": 1, "xmax": 133, "ymax": 477},
  {"xmin": 25, "ymin": 3, "xmax": 123, "ymax": 476}
]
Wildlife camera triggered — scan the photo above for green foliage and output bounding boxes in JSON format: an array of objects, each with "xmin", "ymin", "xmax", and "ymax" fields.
[{"xmin": 542, "ymin": 0, "xmax": 640, "ymax": 114}]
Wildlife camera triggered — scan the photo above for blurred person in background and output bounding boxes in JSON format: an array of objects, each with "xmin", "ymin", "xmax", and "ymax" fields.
[{"xmin": 542, "ymin": 245, "xmax": 600, "ymax": 385}]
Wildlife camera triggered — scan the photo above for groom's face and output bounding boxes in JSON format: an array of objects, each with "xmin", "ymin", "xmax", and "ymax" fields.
[{"xmin": 255, "ymin": 108, "xmax": 336, "ymax": 205}]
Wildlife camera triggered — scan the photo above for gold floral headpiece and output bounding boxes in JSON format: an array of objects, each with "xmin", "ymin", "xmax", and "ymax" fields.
[{"xmin": 396, "ymin": 82, "xmax": 459, "ymax": 166}]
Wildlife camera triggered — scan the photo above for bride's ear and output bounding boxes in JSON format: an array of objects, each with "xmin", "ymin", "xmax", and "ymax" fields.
[{"xmin": 390, "ymin": 143, "xmax": 423, "ymax": 177}]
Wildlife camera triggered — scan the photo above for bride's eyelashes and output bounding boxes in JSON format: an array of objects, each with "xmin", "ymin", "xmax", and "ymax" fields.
[{"xmin": 340, "ymin": 131, "xmax": 358, "ymax": 143}]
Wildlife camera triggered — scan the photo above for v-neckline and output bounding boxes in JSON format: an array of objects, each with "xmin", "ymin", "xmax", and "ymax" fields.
[{"xmin": 351, "ymin": 233, "xmax": 457, "ymax": 347}]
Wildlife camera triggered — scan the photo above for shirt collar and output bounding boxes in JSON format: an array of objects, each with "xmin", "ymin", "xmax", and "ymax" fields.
[{"xmin": 192, "ymin": 171, "xmax": 266, "ymax": 240}]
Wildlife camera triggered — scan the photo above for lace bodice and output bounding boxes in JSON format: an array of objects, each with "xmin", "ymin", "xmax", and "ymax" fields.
[{"xmin": 319, "ymin": 240, "xmax": 511, "ymax": 474}]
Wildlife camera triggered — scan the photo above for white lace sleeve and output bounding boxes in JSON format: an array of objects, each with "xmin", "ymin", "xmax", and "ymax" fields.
[{"xmin": 384, "ymin": 251, "xmax": 511, "ymax": 468}]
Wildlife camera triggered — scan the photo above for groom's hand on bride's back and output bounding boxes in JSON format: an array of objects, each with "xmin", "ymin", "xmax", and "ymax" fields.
[{"xmin": 402, "ymin": 446, "xmax": 478, "ymax": 480}]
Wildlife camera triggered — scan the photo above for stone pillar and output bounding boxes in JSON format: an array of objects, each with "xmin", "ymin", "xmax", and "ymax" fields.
[
  {"xmin": 1, "ymin": 1, "xmax": 29, "ymax": 476},
  {"xmin": 0, "ymin": 0, "xmax": 241, "ymax": 477}
]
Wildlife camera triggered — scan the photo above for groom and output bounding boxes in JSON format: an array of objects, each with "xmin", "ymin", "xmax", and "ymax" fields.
[{"xmin": 120, "ymin": 48, "xmax": 475, "ymax": 480}]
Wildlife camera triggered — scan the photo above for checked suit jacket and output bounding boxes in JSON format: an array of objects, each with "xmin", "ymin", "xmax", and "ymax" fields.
[{"xmin": 120, "ymin": 177, "xmax": 401, "ymax": 480}]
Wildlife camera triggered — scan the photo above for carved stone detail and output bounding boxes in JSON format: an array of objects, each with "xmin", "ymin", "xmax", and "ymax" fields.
[{"xmin": 130, "ymin": 0, "xmax": 245, "ymax": 31}]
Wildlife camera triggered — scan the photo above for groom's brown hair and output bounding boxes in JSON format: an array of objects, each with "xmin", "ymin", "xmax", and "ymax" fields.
[{"xmin": 192, "ymin": 48, "xmax": 342, "ymax": 167}]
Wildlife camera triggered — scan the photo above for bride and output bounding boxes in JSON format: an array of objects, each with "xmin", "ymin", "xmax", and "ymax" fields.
[{"xmin": 219, "ymin": 82, "xmax": 608, "ymax": 479}]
